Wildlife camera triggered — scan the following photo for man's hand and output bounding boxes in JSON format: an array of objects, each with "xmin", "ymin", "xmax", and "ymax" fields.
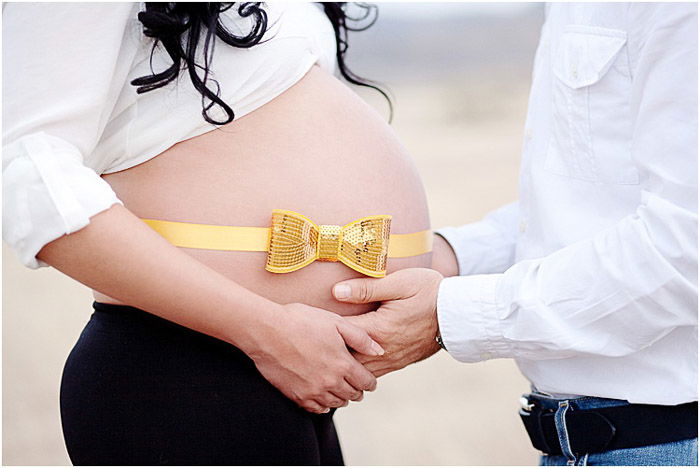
[{"xmin": 332, "ymin": 268, "xmax": 444, "ymax": 377}]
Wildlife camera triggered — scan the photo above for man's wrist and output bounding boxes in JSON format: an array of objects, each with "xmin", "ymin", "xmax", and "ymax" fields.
[
  {"xmin": 435, "ymin": 330, "xmax": 447, "ymax": 350},
  {"xmin": 433, "ymin": 276, "xmax": 447, "ymax": 350},
  {"xmin": 436, "ymin": 274, "xmax": 509, "ymax": 362}
]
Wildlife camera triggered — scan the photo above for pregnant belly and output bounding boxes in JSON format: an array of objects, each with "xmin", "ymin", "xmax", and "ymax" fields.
[{"xmin": 96, "ymin": 66, "xmax": 431, "ymax": 316}]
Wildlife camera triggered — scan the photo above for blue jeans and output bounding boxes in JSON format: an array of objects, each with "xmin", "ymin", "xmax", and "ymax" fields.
[{"xmin": 524, "ymin": 393, "xmax": 698, "ymax": 466}]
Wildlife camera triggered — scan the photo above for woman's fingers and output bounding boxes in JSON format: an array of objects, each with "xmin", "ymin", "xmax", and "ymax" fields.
[
  {"xmin": 330, "ymin": 380, "xmax": 364, "ymax": 403},
  {"xmin": 304, "ymin": 400, "xmax": 331, "ymax": 414},
  {"xmin": 312, "ymin": 324, "xmax": 375, "ymax": 410},
  {"xmin": 254, "ymin": 303, "xmax": 381, "ymax": 416},
  {"xmin": 336, "ymin": 320, "xmax": 384, "ymax": 356},
  {"xmin": 315, "ymin": 387, "xmax": 360, "ymax": 412},
  {"xmin": 327, "ymin": 392, "xmax": 351, "ymax": 407},
  {"xmin": 344, "ymin": 357, "xmax": 378, "ymax": 393},
  {"xmin": 313, "ymin": 391, "xmax": 348, "ymax": 410},
  {"xmin": 342, "ymin": 380, "xmax": 365, "ymax": 401}
]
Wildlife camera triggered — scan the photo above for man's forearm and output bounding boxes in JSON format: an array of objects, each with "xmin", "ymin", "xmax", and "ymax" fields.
[
  {"xmin": 430, "ymin": 234, "xmax": 459, "ymax": 277},
  {"xmin": 437, "ymin": 205, "xmax": 697, "ymax": 363}
]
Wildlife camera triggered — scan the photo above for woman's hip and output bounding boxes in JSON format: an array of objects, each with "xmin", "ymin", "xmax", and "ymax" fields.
[{"xmin": 59, "ymin": 302, "xmax": 342, "ymax": 465}]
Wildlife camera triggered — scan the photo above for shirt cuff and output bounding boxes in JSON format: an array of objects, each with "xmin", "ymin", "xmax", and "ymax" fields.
[
  {"xmin": 3, "ymin": 132, "xmax": 122, "ymax": 268},
  {"xmin": 436, "ymin": 274, "xmax": 512, "ymax": 362}
]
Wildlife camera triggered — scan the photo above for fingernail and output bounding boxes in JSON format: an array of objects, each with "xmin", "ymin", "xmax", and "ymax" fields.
[
  {"xmin": 371, "ymin": 340, "xmax": 385, "ymax": 356},
  {"xmin": 322, "ymin": 408, "xmax": 331, "ymax": 414},
  {"xmin": 334, "ymin": 283, "xmax": 351, "ymax": 300}
]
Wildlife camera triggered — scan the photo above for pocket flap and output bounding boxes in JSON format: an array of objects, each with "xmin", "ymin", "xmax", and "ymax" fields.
[{"xmin": 553, "ymin": 25, "xmax": 627, "ymax": 89}]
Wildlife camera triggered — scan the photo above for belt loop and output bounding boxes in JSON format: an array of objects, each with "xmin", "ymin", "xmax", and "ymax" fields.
[
  {"xmin": 520, "ymin": 395, "xmax": 553, "ymax": 454},
  {"xmin": 554, "ymin": 401, "xmax": 577, "ymax": 465}
]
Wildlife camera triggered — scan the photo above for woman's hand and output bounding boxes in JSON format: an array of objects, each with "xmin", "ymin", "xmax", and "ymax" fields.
[
  {"xmin": 246, "ymin": 303, "xmax": 385, "ymax": 414},
  {"xmin": 36, "ymin": 204, "xmax": 382, "ymax": 415}
]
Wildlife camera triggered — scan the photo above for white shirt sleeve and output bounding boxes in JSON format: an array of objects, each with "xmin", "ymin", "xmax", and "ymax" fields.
[
  {"xmin": 2, "ymin": 4, "xmax": 137, "ymax": 268},
  {"xmin": 437, "ymin": 4, "xmax": 698, "ymax": 363},
  {"xmin": 435, "ymin": 201, "xmax": 519, "ymax": 275}
]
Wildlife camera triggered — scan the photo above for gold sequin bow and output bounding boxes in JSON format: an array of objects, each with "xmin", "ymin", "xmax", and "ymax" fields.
[{"xmin": 266, "ymin": 209, "xmax": 392, "ymax": 278}]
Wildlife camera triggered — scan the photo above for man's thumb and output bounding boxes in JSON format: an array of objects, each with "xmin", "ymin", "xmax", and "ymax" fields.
[{"xmin": 333, "ymin": 273, "xmax": 409, "ymax": 304}]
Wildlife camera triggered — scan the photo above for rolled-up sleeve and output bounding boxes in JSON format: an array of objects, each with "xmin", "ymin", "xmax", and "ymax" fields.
[
  {"xmin": 3, "ymin": 134, "xmax": 123, "ymax": 268},
  {"xmin": 436, "ymin": 201, "xmax": 520, "ymax": 275},
  {"xmin": 2, "ymin": 3, "xmax": 137, "ymax": 268}
]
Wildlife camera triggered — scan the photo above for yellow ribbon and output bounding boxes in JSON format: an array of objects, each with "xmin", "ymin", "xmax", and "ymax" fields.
[
  {"xmin": 266, "ymin": 210, "xmax": 392, "ymax": 277},
  {"xmin": 142, "ymin": 209, "xmax": 433, "ymax": 278}
]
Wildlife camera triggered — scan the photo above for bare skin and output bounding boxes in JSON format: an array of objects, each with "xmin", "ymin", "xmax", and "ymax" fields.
[
  {"xmin": 331, "ymin": 235, "xmax": 459, "ymax": 377},
  {"xmin": 38, "ymin": 203, "xmax": 382, "ymax": 414},
  {"xmin": 41, "ymin": 66, "xmax": 430, "ymax": 412},
  {"xmin": 431, "ymin": 234, "xmax": 460, "ymax": 278},
  {"xmin": 95, "ymin": 65, "xmax": 431, "ymax": 315}
]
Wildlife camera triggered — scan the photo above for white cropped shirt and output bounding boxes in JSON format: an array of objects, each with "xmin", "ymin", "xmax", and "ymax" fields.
[{"xmin": 2, "ymin": 2, "xmax": 336, "ymax": 268}]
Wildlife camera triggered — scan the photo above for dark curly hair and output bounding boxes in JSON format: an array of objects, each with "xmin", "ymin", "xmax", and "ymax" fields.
[{"xmin": 131, "ymin": 2, "xmax": 390, "ymax": 125}]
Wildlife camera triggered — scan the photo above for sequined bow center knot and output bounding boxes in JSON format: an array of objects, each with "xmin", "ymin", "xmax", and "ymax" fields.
[{"xmin": 266, "ymin": 209, "xmax": 392, "ymax": 278}]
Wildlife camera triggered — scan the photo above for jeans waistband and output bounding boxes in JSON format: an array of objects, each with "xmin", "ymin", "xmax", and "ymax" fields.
[
  {"xmin": 525, "ymin": 391, "xmax": 631, "ymax": 412},
  {"xmin": 520, "ymin": 391, "xmax": 698, "ymax": 459}
]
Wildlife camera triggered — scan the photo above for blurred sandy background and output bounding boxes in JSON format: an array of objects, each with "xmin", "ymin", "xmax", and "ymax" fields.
[{"xmin": 3, "ymin": 3, "xmax": 544, "ymax": 465}]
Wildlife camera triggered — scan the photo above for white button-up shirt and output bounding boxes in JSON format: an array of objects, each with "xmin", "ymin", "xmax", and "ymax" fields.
[{"xmin": 436, "ymin": 3, "xmax": 697, "ymax": 405}]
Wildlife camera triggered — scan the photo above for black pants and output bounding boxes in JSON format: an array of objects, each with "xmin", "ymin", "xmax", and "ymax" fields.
[{"xmin": 60, "ymin": 302, "xmax": 344, "ymax": 466}]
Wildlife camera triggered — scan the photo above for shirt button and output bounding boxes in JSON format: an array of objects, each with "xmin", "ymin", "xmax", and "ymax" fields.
[
  {"xmin": 572, "ymin": 65, "xmax": 578, "ymax": 79},
  {"xmin": 519, "ymin": 220, "xmax": 527, "ymax": 233},
  {"xmin": 480, "ymin": 352, "xmax": 494, "ymax": 360},
  {"xmin": 525, "ymin": 129, "xmax": 533, "ymax": 140}
]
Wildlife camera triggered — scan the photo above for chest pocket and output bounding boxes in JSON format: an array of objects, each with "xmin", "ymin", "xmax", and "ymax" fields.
[{"xmin": 545, "ymin": 25, "xmax": 639, "ymax": 185}]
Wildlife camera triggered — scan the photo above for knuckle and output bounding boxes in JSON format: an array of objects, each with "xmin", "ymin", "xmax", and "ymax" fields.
[
  {"xmin": 358, "ymin": 282, "xmax": 374, "ymax": 303},
  {"xmin": 321, "ymin": 377, "xmax": 337, "ymax": 391},
  {"xmin": 333, "ymin": 376, "xmax": 346, "ymax": 389},
  {"xmin": 348, "ymin": 369, "xmax": 365, "ymax": 387},
  {"xmin": 306, "ymin": 403, "xmax": 328, "ymax": 414},
  {"xmin": 340, "ymin": 360, "xmax": 354, "ymax": 374},
  {"xmin": 326, "ymin": 373, "xmax": 345, "ymax": 390},
  {"xmin": 329, "ymin": 398, "xmax": 346, "ymax": 408},
  {"xmin": 300, "ymin": 385, "xmax": 316, "ymax": 397},
  {"xmin": 366, "ymin": 377, "xmax": 377, "ymax": 391},
  {"xmin": 302, "ymin": 401, "xmax": 318, "ymax": 412},
  {"xmin": 290, "ymin": 390, "xmax": 303, "ymax": 403}
]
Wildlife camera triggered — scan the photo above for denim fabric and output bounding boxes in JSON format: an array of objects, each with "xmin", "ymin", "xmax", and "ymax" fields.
[
  {"xmin": 524, "ymin": 393, "xmax": 698, "ymax": 466},
  {"xmin": 541, "ymin": 438, "xmax": 698, "ymax": 466}
]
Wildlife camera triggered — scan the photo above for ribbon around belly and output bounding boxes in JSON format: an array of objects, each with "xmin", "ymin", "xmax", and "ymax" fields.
[
  {"xmin": 266, "ymin": 209, "xmax": 392, "ymax": 278},
  {"xmin": 141, "ymin": 210, "xmax": 433, "ymax": 278}
]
